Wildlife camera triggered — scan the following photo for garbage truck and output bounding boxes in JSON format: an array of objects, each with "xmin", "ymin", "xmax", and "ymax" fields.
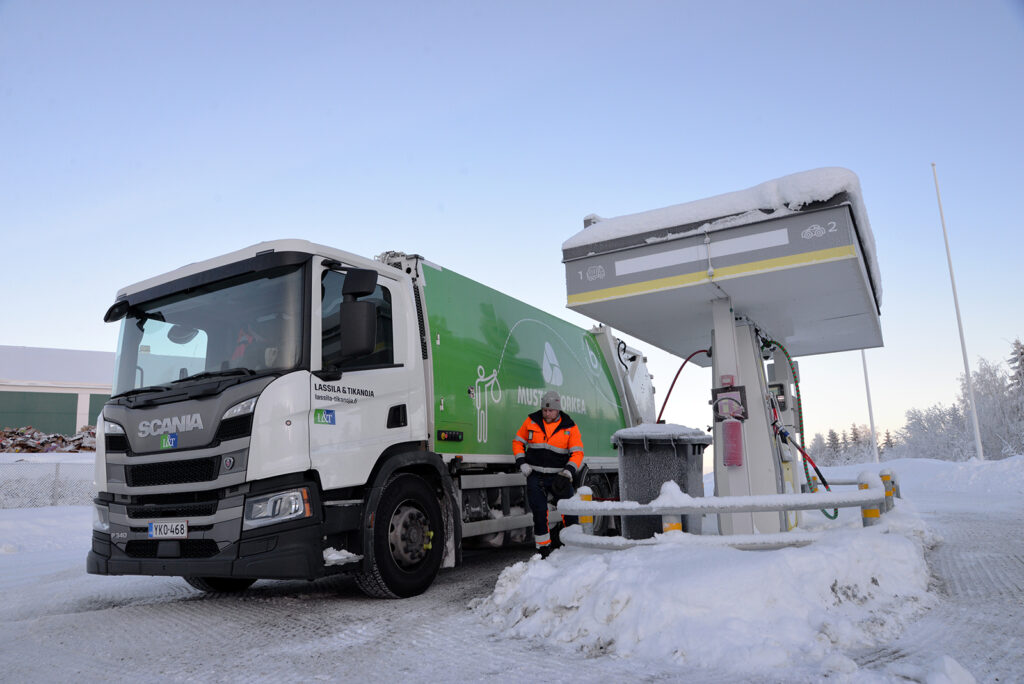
[{"xmin": 87, "ymin": 240, "xmax": 655, "ymax": 597}]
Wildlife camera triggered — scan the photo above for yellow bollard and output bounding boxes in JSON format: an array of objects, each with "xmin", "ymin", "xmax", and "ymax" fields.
[
  {"xmin": 879, "ymin": 469, "xmax": 894, "ymax": 512},
  {"xmin": 859, "ymin": 473, "xmax": 881, "ymax": 526},
  {"xmin": 662, "ymin": 514, "xmax": 683, "ymax": 533},
  {"xmin": 578, "ymin": 487, "xmax": 594, "ymax": 535}
]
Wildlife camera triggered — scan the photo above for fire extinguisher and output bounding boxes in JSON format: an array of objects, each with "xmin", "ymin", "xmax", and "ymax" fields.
[{"xmin": 723, "ymin": 417, "xmax": 743, "ymax": 467}]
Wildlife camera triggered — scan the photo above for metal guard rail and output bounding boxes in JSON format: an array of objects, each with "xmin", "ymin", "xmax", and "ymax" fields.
[{"xmin": 556, "ymin": 469, "xmax": 899, "ymax": 551}]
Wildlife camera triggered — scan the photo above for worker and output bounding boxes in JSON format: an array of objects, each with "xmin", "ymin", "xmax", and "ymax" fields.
[{"xmin": 513, "ymin": 390, "xmax": 584, "ymax": 557}]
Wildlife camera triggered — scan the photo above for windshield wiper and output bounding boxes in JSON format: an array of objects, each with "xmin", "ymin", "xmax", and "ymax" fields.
[
  {"xmin": 111, "ymin": 385, "xmax": 170, "ymax": 400},
  {"xmin": 172, "ymin": 368, "xmax": 257, "ymax": 384}
]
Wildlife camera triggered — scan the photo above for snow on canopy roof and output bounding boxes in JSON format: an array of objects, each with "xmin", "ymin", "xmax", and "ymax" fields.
[{"xmin": 565, "ymin": 167, "xmax": 881, "ymax": 305}]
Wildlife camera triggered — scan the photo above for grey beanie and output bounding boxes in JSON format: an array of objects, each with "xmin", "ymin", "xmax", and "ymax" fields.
[{"xmin": 540, "ymin": 390, "xmax": 561, "ymax": 411}]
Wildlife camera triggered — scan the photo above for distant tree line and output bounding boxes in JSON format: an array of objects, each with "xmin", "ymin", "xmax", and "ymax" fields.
[{"xmin": 807, "ymin": 338, "xmax": 1024, "ymax": 465}]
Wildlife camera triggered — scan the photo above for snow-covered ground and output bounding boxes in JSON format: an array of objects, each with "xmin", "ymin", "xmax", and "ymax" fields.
[
  {"xmin": 1, "ymin": 456, "xmax": 1022, "ymax": 683},
  {"xmin": 474, "ymin": 457, "xmax": 1024, "ymax": 682}
]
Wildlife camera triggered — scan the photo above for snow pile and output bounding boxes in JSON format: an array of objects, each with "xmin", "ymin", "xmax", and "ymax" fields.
[
  {"xmin": 474, "ymin": 522, "xmax": 932, "ymax": 678},
  {"xmin": 472, "ymin": 458, "xmax": 1003, "ymax": 679},
  {"xmin": 323, "ymin": 547, "xmax": 362, "ymax": 566},
  {"xmin": 565, "ymin": 168, "xmax": 863, "ymax": 248},
  {"xmin": 885, "ymin": 455, "xmax": 1024, "ymax": 497},
  {"xmin": 649, "ymin": 479, "xmax": 698, "ymax": 506}
]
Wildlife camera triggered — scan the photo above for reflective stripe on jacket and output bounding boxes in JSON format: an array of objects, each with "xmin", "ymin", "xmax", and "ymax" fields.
[{"xmin": 513, "ymin": 410, "xmax": 584, "ymax": 473}]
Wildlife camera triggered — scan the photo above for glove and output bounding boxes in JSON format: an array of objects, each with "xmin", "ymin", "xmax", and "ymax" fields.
[
  {"xmin": 520, "ymin": 463, "xmax": 532, "ymax": 476},
  {"xmin": 558, "ymin": 469, "xmax": 573, "ymax": 481}
]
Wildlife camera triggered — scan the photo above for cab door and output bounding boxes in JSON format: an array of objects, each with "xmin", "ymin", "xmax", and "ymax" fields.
[{"xmin": 310, "ymin": 267, "xmax": 418, "ymax": 489}]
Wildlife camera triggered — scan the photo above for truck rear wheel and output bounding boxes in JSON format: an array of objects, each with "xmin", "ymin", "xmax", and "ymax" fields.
[
  {"xmin": 355, "ymin": 473, "xmax": 444, "ymax": 599},
  {"xmin": 581, "ymin": 469, "xmax": 616, "ymax": 536},
  {"xmin": 183, "ymin": 576, "xmax": 256, "ymax": 593}
]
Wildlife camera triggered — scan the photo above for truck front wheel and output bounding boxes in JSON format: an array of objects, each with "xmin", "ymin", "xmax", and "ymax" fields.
[{"xmin": 355, "ymin": 473, "xmax": 444, "ymax": 598}]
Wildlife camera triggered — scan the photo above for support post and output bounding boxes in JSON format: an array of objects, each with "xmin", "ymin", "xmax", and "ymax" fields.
[
  {"xmin": 932, "ymin": 163, "xmax": 984, "ymax": 460},
  {"xmin": 858, "ymin": 472, "xmax": 882, "ymax": 526},
  {"xmin": 861, "ymin": 350, "xmax": 880, "ymax": 463},
  {"xmin": 578, "ymin": 486, "xmax": 594, "ymax": 535},
  {"xmin": 879, "ymin": 469, "xmax": 894, "ymax": 512},
  {"xmin": 662, "ymin": 514, "xmax": 683, "ymax": 533}
]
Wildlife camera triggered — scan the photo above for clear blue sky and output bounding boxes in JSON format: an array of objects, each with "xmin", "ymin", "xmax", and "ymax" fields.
[{"xmin": 2, "ymin": 1, "xmax": 1022, "ymax": 441}]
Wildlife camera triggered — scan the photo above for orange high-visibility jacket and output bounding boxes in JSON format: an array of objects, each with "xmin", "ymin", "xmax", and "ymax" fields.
[{"xmin": 513, "ymin": 410, "xmax": 584, "ymax": 474}]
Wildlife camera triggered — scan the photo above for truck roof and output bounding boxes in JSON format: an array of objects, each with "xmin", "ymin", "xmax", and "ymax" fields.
[{"xmin": 114, "ymin": 239, "xmax": 391, "ymax": 300}]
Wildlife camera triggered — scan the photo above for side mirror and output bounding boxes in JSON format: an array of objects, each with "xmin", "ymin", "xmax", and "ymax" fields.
[
  {"xmin": 337, "ymin": 300, "xmax": 376, "ymax": 359},
  {"xmin": 342, "ymin": 269, "xmax": 378, "ymax": 299}
]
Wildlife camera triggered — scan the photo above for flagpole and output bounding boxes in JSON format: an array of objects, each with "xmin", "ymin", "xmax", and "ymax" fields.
[
  {"xmin": 931, "ymin": 163, "xmax": 985, "ymax": 460},
  {"xmin": 861, "ymin": 349, "xmax": 880, "ymax": 463}
]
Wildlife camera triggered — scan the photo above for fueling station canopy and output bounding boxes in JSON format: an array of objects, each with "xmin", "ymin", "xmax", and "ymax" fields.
[{"xmin": 562, "ymin": 168, "xmax": 882, "ymax": 366}]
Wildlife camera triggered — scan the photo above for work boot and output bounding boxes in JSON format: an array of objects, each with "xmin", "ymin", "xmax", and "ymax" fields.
[{"xmin": 538, "ymin": 545, "xmax": 554, "ymax": 559}]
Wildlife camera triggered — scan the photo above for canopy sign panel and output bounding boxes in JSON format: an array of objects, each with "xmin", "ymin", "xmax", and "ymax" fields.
[{"xmin": 563, "ymin": 195, "xmax": 882, "ymax": 365}]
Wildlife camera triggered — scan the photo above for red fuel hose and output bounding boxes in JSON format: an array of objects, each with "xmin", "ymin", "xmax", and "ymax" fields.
[{"xmin": 656, "ymin": 349, "xmax": 710, "ymax": 423}]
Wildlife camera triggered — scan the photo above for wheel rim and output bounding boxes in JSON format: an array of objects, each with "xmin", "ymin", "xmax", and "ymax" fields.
[{"xmin": 388, "ymin": 500, "xmax": 433, "ymax": 569}]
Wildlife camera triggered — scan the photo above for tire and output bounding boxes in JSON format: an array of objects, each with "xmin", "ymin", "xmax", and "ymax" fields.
[
  {"xmin": 355, "ymin": 473, "xmax": 444, "ymax": 599},
  {"xmin": 583, "ymin": 471, "xmax": 615, "ymax": 536},
  {"xmin": 183, "ymin": 576, "xmax": 256, "ymax": 593}
]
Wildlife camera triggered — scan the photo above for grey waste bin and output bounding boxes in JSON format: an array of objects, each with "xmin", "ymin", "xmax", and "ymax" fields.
[{"xmin": 613, "ymin": 425, "xmax": 712, "ymax": 540}]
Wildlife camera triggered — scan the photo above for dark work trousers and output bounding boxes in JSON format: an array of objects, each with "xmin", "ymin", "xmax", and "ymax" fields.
[{"xmin": 526, "ymin": 471, "xmax": 578, "ymax": 537}]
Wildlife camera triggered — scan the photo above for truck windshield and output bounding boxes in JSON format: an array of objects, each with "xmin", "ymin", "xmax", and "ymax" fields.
[{"xmin": 111, "ymin": 263, "xmax": 305, "ymax": 396}]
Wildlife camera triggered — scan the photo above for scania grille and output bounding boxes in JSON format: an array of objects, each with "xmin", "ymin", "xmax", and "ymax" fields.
[
  {"xmin": 124, "ymin": 539, "xmax": 221, "ymax": 558},
  {"xmin": 126, "ymin": 501, "xmax": 218, "ymax": 519},
  {"xmin": 125, "ymin": 456, "xmax": 220, "ymax": 487},
  {"xmin": 107, "ymin": 416, "xmax": 251, "ymax": 456}
]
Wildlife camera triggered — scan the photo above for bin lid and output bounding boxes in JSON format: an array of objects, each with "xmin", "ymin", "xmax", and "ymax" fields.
[{"xmin": 612, "ymin": 423, "xmax": 712, "ymax": 445}]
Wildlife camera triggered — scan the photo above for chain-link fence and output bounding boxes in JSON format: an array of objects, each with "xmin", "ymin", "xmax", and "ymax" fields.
[{"xmin": 0, "ymin": 460, "xmax": 94, "ymax": 508}]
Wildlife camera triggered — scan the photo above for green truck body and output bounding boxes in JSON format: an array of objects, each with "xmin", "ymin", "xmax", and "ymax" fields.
[{"xmin": 422, "ymin": 261, "xmax": 628, "ymax": 461}]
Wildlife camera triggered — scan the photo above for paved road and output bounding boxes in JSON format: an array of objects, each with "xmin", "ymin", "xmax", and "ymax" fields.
[
  {"xmin": 3, "ymin": 494, "xmax": 1020, "ymax": 683},
  {"xmin": 0, "ymin": 541, "xmax": 758, "ymax": 683},
  {"xmin": 853, "ymin": 493, "xmax": 1024, "ymax": 682}
]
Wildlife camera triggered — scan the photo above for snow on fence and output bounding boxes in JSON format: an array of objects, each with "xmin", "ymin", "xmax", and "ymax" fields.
[
  {"xmin": 0, "ymin": 459, "xmax": 94, "ymax": 508},
  {"xmin": 557, "ymin": 470, "xmax": 899, "ymax": 551}
]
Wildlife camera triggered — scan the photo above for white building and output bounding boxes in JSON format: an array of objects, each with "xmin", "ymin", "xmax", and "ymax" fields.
[{"xmin": 0, "ymin": 346, "xmax": 114, "ymax": 434}]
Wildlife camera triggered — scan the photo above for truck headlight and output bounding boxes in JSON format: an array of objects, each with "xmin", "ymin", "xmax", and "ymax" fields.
[
  {"xmin": 93, "ymin": 504, "xmax": 110, "ymax": 533},
  {"xmin": 243, "ymin": 488, "xmax": 311, "ymax": 530},
  {"xmin": 222, "ymin": 397, "xmax": 257, "ymax": 420},
  {"xmin": 104, "ymin": 421, "xmax": 125, "ymax": 435}
]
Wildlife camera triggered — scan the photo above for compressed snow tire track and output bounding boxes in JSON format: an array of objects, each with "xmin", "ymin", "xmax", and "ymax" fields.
[
  {"xmin": 853, "ymin": 492, "xmax": 1024, "ymax": 682},
  {"xmin": 3, "ymin": 485, "xmax": 1021, "ymax": 683}
]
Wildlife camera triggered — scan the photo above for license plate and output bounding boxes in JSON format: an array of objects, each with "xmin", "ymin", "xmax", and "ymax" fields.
[{"xmin": 148, "ymin": 520, "xmax": 188, "ymax": 539}]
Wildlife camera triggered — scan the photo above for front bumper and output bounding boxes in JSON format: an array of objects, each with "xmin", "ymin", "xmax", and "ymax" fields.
[
  {"xmin": 87, "ymin": 518, "xmax": 326, "ymax": 579},
  {"xmin": 87, "ymin": 472, "xmax": 363, "ymax": 580}
]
